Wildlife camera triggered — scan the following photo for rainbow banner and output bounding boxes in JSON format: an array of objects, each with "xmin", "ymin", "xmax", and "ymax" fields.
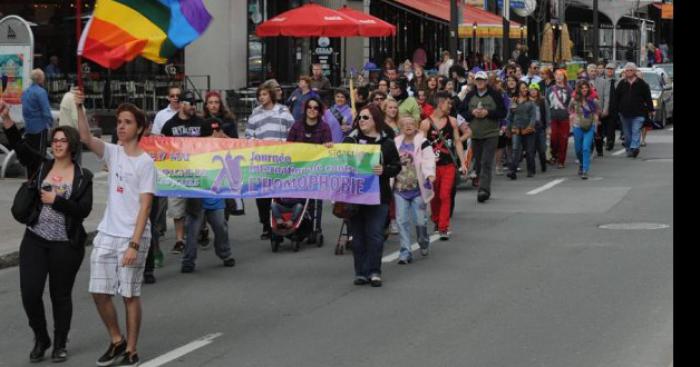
[
  {"xmin": 78, "ymin": 0, "xmax": 212, "ymax": 69},
  {"xmin": 140, "ymin": 137, "xmax": 382, "ymax": 205}
]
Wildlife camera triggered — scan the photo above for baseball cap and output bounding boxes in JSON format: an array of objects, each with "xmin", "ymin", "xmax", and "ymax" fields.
[
  {"xmin": 181, "ymin": 90, "xmax": 196, "ymax": 104},
  {"xmin": 475, "ymin": 71, "xmax": 488, "ymax": 80}
]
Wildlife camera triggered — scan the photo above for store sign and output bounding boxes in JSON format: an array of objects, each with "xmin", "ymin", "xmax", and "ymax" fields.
[
  {"xmin": 0, "ymin": 15, "xmax": 34, "ymax": 123},
  {"xmin": 497, "ymin": 0, "xmax": 525, "ymax": 9},
  {"xmin": 661, "ymin": 4, "xmax": 673, "ymax": 19}
]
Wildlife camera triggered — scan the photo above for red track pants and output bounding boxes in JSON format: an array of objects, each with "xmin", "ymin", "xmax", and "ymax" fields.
[
  {"xmin": 431, "ymin": 164, "xmax": 456, "ymax": 232},
  {"xmin": 550, "ymin": 119, "xmax": 571, "ymax": 165}
]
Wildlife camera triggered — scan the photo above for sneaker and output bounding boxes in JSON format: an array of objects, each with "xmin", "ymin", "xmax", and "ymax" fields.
[
  {"xmin": 114, "ymin": 352, "xmax": 139, "ymax": 367},
  {"xmin": 29, "ymin": 337, "xmax": 51, "ymax": 363},
  {"xmin": 516, "ymin": 167, "xmax": 522, "ymax": 172},
  {"xmin": 96, "ymin": 338, "xmax": 126, "ymax": 367},
  {"xmin": 640, "ymin": 141, "xmax": 647, "ymax": 147},
  {"xmin": 397, "ymin": 257, "xmax": 412, "ymax": 265},
  {"xmin": 143, "ymin": 273, "xmax": 156, "ymax": 284},
  {"xmin": 632, "ymin": 148, "xmax": 640, "ymax": 158},
  {"xmin": 626, "ymin": 150, "xmax": 634, "ymax": 158},
  {"xmin": 477, "ymin": 190, "xmax": 490, "ymax": 203},
  {"xmin": 181, "ymin": 266, "xmax": 194, "ymax": 274},
  {"xmin": 420, "ymin": 247, "xmax": 430, "ymax": 257},
  {"xmin": 495, "ymin": 166, "xmax": 504, "ymax": 176},
  {"xmin": 370, "ymin": 275, "xmax": 383, "ymax": 287},
  {"xmin": 154, "ymin": 248, "xmax": 164, "ymax": 268},
  {"xmin": 390, "ymin": 221, "xmax": 399, "ymax": 235},
  {"xmin": 223, "ymin": 257, "xmax": 236, "ymax": 267},
  {"xmin": 439, "ymin": 231, "xmax": 450, "ymax": 241},
  {"xmin": 354, "ymin": 277, "xmax": 369, "ymax": 286},
  {"xmin": 581, "ymin": 172, "xmax": 589, "ymax": 180},
  {"xmin": 506, "ymin": 171, "xmax": 517, "ymax": 180},
  {"xmin": 170, "ymin": 241, "xmax": 185, "ymax": 254}
]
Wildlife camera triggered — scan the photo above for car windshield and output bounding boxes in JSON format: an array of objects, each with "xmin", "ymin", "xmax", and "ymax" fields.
[{"xmin": 641, "ymin": 72, "xmax": 662, "ymax": 91}]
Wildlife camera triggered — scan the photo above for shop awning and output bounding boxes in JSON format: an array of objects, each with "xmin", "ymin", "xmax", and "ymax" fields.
[{"xmin": 392, "ymin": 0, "xmax": 524, "ymax": 38}]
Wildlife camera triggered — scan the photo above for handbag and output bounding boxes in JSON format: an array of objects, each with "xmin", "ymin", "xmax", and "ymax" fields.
[
  {"xmin": 11, "ymin": 163, "xmax": 44, "ymax": 225},
  {"xmin": 225, "ymin": 198, "xmax": 245, "ymax": 216},
  {"xmin": 332, "ymin": 201, "xmax": 359, "ymax": 220}
]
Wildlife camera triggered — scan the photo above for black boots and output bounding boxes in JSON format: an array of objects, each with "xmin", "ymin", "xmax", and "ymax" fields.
[
  {"xmin": 29, "ymin": 332, "xmax": 51, "ymax": 363},
  {"xmin": 52, "ymin": 333, "xmax": 68, "ymax": 363}
]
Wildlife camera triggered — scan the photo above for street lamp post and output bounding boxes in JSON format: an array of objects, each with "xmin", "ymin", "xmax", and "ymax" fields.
[
  {"xmin": 583, "ymin": 24, "xmax": 588, "ymax": 60},
  {"xmin": 473, "ymin": 23, "xmax": 477, "ymax": 54},
  {"xmin": 520, "ymin": 25, "xmax": 524, "ymax": 43}
]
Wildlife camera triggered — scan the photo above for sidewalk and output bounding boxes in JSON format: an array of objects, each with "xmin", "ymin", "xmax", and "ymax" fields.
[{"xmin": 0, "ymin": 175, "xmax": 108, "ymax": 269}]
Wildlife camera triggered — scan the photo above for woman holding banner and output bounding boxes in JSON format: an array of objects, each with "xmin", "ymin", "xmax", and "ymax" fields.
[
  {"xmin": 286, "ymin": 97, "xmax": 333, "ymax": 243},
  {"xmin": 343, "ymin": 104, "xmax": 401, "ymax": 288}
]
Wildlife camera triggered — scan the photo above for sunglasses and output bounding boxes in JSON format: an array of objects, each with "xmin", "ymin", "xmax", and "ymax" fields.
[
  {"xmin": 358, "ymin": 115, "xmax": 372, "ymax": 121},
  {"xmin": 307, "ymin": 105, "xmax": 320, "ymax": 111},
  {"xmin": 51, "ymin": 138, "xmax": 69, "ymax": 144}
]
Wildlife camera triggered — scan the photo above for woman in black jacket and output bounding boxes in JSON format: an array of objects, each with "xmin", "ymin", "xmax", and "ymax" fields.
[
  {"xmin": 1, "ymin": 103, "xmax": 93, "ymax": 364},
  {"xmin": 343, "ymin": 104, "xmax": 401, "ymax": 287}
]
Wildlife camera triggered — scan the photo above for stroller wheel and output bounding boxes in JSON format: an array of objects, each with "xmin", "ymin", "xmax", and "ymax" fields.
[
  {"xmin": 271, "ymin": 239, "xmax": 280, "ymax": 253},
  {"xmin": 293, "ymin": 241, "xmax": 301, "ymax": 252},
  {"xmin": 317, "ymin": 234, "xmax": 324, "ymax": 248}
]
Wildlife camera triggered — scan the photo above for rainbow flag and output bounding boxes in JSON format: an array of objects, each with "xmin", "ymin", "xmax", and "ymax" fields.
[{"xmin": 78, "ymin": 0, "xmax": 212, "ymax": 69}]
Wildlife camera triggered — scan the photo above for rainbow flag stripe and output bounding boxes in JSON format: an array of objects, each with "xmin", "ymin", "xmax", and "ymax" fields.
[{"xmin": 78, "ymin": 0, "xmax": 212, "ymax": 69}]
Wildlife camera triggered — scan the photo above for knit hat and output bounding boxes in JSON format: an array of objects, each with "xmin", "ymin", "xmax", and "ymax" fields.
[{"xmin": 528, "ymin": 82, "xmax": 541, "ymax": 91}]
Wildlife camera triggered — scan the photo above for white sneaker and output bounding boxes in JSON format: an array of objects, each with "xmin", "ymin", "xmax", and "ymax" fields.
[
  {"xmin": 495, "ymin": 166, "xmax": 504, "ymax": 176},
  {"xmin": 390, "ymin": 221, "xmax": 399, "ymax": 235}
]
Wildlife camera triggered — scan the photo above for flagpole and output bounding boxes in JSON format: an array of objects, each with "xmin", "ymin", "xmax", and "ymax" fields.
[{"xmin": 76, "ymin": 0, "xmax": 83, "ymax": 90}]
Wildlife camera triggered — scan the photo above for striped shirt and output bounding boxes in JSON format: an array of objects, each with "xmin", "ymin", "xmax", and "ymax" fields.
[{"xmin": 245, "ymin": 104, "xmax": 295, "ymax": 141}]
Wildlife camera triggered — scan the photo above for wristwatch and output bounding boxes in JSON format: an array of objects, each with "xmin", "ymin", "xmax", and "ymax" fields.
[{"xmin": 128, "ymin": 241, "xmax": 140, "ymax": 250}]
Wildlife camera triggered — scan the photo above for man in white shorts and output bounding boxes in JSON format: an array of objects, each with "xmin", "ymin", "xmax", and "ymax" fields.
[{"xmin": 76, "ymin": 90, "xmax": 155, "ymax": 367}]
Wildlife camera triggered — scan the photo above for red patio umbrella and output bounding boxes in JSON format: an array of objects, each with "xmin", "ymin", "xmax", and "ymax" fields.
[
  {"xmin": 336, "ymin": 6, "xmax": 396, "ymax": 37},
  {"xmin": 255, "ymin": 3, "xmax": 360, "ymax": 38}
]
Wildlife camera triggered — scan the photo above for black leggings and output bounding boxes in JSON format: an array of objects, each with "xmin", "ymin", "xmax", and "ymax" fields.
[{"xmin": 19, "ymin": 230, "xmax": 84, "ymax": 340}]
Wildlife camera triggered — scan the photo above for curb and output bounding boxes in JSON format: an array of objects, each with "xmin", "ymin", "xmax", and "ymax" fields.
[{"xmin": 0, "ymin": 231, "xmax": 98, "ymax": 270}]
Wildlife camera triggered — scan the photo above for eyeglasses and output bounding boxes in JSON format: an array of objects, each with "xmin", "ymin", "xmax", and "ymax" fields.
[
  {"xmin": 51, "ymin": 138, "xmax": 69, "ymax": 144},
  {"xmin": 307, "ymin": 105, "xmax": 320, "ymax": 111},
  {"xmin": 358, "ymin": 115, "xmax": 372, "ymax": 121}
]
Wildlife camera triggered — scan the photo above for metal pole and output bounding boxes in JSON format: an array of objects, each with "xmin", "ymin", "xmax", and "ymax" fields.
[
  {"xmin": 503, "ymin": 0, "xmax": 510, "ymax": 61},
  {"xmin": 76, "ymin": 0, "xmax": 83, "ymax": 89},
  {"xmin": 593, "ymin": 0, "xmax": 599, "ymax": 62},
  {"xmin": 450, "ymin": 0, "xmax": 459, "ymax": 61}
]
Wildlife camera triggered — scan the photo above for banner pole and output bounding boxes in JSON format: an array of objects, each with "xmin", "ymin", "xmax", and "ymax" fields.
[{"xmin": 76, "ymin": 0, "xmax": 84, "ymax": 90}]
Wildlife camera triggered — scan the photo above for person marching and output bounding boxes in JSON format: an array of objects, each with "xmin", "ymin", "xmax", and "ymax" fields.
[{"xmin": 569, "ymin": 80, "xmax": 601, "ymax": 179}]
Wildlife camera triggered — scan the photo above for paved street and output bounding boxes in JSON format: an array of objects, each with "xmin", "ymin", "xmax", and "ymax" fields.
[{"xmin": 0, "ymin": 128, "xmax": 673, "ymax": 367}]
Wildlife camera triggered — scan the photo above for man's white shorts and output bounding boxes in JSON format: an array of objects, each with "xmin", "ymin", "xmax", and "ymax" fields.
[
  {"xmin": 167, "ymin": 197, "xmax": 187, "ymax": 219},
  {"xmin": 89, "ymin": 232, "xmax": 150, "ymax": 298}
]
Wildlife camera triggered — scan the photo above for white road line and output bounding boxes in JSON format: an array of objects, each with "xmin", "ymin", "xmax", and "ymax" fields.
[
  {"xmin": 612, "ymin": 148, "xmax": 626, "ymax": 156},
  {"xmin": 382, "ymin": 234, "xmax": 441, "ymax": 263},
  {"xmin": 526, "ymin": 178, "xmax": 566, "ymax": 196},
  {"xmin": 140, "ymin": 333, "xmax": 223, "ymax": 367}
]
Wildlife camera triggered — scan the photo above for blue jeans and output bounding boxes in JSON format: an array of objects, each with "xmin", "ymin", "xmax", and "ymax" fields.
[
  {"xmin": 183, "ymin": 208, "xmax": 231, "ymax": 269},
  {"xmin": 350, "ymin": 204, "xmax": 389, "ymax": 278},
  {"xmin": 394, "ymin": 193, "xmax": 429, "ymax": 261},
  {"xmin": 573, "ymin": 126, "xmax": 595, "ymax": 173},
  {"xmin": 620, "ymin": 115, "xmax": 644, "ymax": 151},
  {"xmin": 511, "ymin": 133, "xmax": 536, "ymax": 175}
]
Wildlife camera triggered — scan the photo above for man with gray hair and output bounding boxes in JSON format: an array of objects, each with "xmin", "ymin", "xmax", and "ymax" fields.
[
  {"xmin": 21, "ymin": 69, "xmax": 53, "ymax": 178},
  {"xmin": 613, "ymin": 63, "xmax": 653, "ymax": 158}
]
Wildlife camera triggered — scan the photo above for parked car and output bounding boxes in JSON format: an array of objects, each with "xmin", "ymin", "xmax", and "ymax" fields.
[{"xmin": 653, "ymin": 63, "xmax": 673, "ymax": 82}]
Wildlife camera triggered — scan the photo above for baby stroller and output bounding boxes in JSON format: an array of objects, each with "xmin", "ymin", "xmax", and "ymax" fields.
[{"xmin": 269, "ymin": 198, "xmax": 324, "ymax": 252}]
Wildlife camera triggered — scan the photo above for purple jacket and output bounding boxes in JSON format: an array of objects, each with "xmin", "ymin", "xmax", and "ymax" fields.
[{"xmin": 286, "ymin": 120, "xmax": 333, "ymax": 144}]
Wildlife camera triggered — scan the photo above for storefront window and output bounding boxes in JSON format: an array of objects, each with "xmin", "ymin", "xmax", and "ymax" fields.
[{"xmin": 247, "ymin": 0, "xmax": 265, "ymax": 86}]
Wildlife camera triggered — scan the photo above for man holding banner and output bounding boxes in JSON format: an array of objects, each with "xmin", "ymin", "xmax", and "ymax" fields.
[{"xmin": 245, "ymin": 82, "xmax": 295, "ymax": 240}]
